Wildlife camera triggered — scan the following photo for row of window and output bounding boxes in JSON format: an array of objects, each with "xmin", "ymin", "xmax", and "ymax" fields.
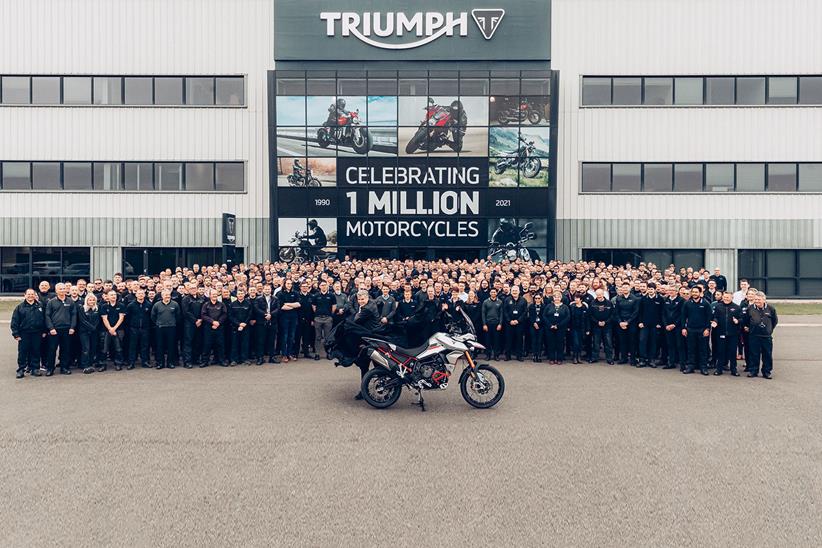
[
  {"xmin": 581, "ymin": 162, "xmax": 822, "ymax": 193},
  {"xmin": 123, "ymin": 247, "xmax": 245, "ymax": 277},
  {"xmin": 0, "ymin": 247, "xmax": 90, "ymax": 293},
  {"xmin": 0, "ymin": 75, "xmax": 244, "ymax": 106},
  {"xmin": 582, "ymin": 249, "xmax": 706, "ymax": 271},
  {"xmin": 581, "ymin": 75, "xmax": 822, "ymax": 106},
  {"xmin": 0, "ymin": 161, "xmax": 244, "ymax": 192},
  {"xmin": 738, "ymin": 250, "xmax": 822, "ymax": 298}
]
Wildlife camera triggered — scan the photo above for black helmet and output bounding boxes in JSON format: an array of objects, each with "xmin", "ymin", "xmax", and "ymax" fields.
[
  {"xmin": 293, "ymin": 159, "xmax": 301, "ymax": 165},
  {"xmin": 500, "ymin": 218, "xmax": 513, "ymax": 227},
  {"xmin": 450, "ymin": 100, "xmax": 463, "ymax": 112},
  {"xmin": 336, "ymin": 98, "xmax": 346, "ymax": 109},
  {"xmin": 308, "ymin": 219, "xmax": 318, "ymax": 228}
]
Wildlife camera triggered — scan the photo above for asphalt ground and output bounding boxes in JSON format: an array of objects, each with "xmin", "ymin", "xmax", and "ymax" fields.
[{"xmin": 1, "ymin": 317, "xmax": 820, "ymax": 547}]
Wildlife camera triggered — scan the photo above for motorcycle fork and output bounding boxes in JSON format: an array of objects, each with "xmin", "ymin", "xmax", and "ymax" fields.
[{"xmin": 464, "ymin": 351, "xmax": 479, "ymax": 380}]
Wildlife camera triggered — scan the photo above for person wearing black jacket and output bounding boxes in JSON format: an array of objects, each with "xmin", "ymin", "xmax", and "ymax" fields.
[
  {"xmin": 588, "ymin": 289, "xmax": 614, "ymax": 364},
  {"xmin": 126, "ymin": 289, "xmax": 153, "ymax": 369},
  {"xmin": 36, "ymin": 281, "xmax": 53, "ymax": 371},
  {"xmin": 312, "ymin": 281, "xmax": 336, "ymax": 360},
  {"xmin": 711, "ymin": 292, "xmax": 742, "ymax": 376},
  {"xmin": 100, "ymin": 290, "xmax": 126, "ymax": 370},
  {"xmin": 294, "ymin": 282, "xmax": 316, "ymax": 359},
  {"xmin": 612, "ymin": 283, "xmax": 639, "ymax": 365},
  {"xmin": 228, "ymin": 288, "xmax": 253, "ymax": 365},
  {"xmin": 637, "ymin": 284, "xmax": 664, "ymax": 368},
  {"xmin": 744, "ymin": 292, "xmax": 778, "ymax": 379},
  {"xmin": 44, "ymin": 283, "xmax": 77, "ymax": 376},
  {"xmin": 77, "ymin": 294, "xmax": 102, "ymax": 374},
  {"xmin": 661, "ymin": 286, "xmax": 686, "ymax": 370},
  {"xmin": 543, "ymin": 292, "xmax": 570, "ymax": 364},
  {"xmin": 395, "ymin": 286, "xmax": 419, "ymax": 325},
  {"xmin": 181, "ymin": 284, "xmax": 205, "ymax": 368},
  {"xmin": 503, "ymin": 286, "xmax": 527, "ymax": 361},
  {"xmin": 481, "ymin": 288, "xmax": 503, "ymax": 360},
  {"xmin": 528, "ymin": 293, "xmax": 545, "ymax": 362},
  {"xmin": 681, "ymin": 286, "xmax": 712, "ymax": 375},
  {"xmin": 375, "ymin": 285, "xmax": 397, "ymax": 326},
  {"xmin": 568, "ymin": 293, "xmax": 589, "ymax": 364},
  {"xmin": 277, "ymin": 279, "xmax": 301, "ymax": 362},
  {"xmin": 254, "ymin": 284, "xmax": 279, "ymax": 364},
  {"xmin": 151, "ymin": 289, "xmax": 181, "ymax": 369},
  {"xmin": 201, "ymin": 291, "xmax": 228, "ymax": 366},
  {"xmin": 10, "ymin": 289, "xmax": 45, "ymax": 378}
]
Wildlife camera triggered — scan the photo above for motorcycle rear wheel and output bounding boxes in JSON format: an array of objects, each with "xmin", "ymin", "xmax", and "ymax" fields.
[
  {"xmin": 523, "ymin": 158, "xmax": 541, "ymax": 179},
  {"xmin": 527, "ymin": 110, "xmax": 542, "ymax": 125},
  {"xmin": 278, "ymin": 247, "xmax": 296, "ymax": 263},
  {"xmin": 496, "ymin": 111, "xmax": 510, "ymax": 125},
  {"xmin": 493, "ymin": 161, "xmax": 507, "ymax": 175},
  {"xmin": 361, "ymin": 368, "xmax": 402, "ymax": 409},
  {"xmin": 460, "ymin": 365, "xmax": 505, "ymax": 409}
]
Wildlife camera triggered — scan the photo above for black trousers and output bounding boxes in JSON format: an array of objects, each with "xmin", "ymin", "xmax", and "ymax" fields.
[
  {"xmin": 483, "ymin": 322, "xmax": 501, "ymax": 357},
  {"xmin": 505, "ymin": 322, "xmax": 525, "ymax": 358},
  {"xmin": 665, "ymin": 328, "xmax": 685, "ymax": 368},
  {"xmin": 545, "ymin": 327, "xmax": 564, "ymax": 361},
  {"xmin": 590, "ymin": 325, "xmax": 613, "ymax": 362},
  {"xmin": 747, "ymin": 336, "xmax": 773, "ymax": 376},
  {"xmin": 255, "ymin": 320, "xmax": 277, "ymax": 359},
  {"xmin": 616, "ymin": 324, "xmax": 638, "ymax": 363},
  {"xmin": 155, "ymin": 326, "xmax": 177, "ymax": 365},
  {"xmin": 295, "ymin": 319, "xmax": 314, "ymax": 355},
  {"xmin": 530, "ymin": 325, "xmax": 544, "ymax": 357},
  {"xmin": 638, "ymin": 326, "xmax": 659, "ymax": 362},
  {"xmin": 47, "ymin": 329, "xmax": 72, "ymax": 372},
  {"xmin": 128, "ymin": 327, "xmax": 150, "ymax": 365},
  {"xmin": 16, "ymin": 332, "xmax": 41, "ymax": 373},
  {"xmin": 182, "ymin": 322, "xmax": 202, "ymax": 364},
  {"xmin": 202, "ymin": 326, "xmax": 225, "ymax": 363},
  {"xmin": 713, "ymin": 333, "xmax": 738, "ymax": 373},
  {"xmin": 686, "ymin": 330, "xmax": 710, "ymax": 371},
  {"xmin": 231, "ymin": 328, "xmax": 251, "ymax": 363},
  {"xmin": 79, "ymin": 331, "xmax": 98, "ymax": 369}
]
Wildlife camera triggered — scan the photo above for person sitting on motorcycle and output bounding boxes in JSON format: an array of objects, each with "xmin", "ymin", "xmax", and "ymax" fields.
[
  {"xmin": 326, "ymin": 97, "xmax": 350, "ymax": 126},
  {"xmin": 490, "ymin": 218, "xmax": 521, "ymax": 249},
  {"xmin": 291, "ymin": 159, "xmax": 304, "ymax": 181},
  {"xmin": 517, "ymin": 136, "xmax": 534, "ymax": 162}
]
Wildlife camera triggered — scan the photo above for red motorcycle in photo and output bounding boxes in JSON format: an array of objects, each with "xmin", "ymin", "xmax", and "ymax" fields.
[
  {"xmin": 405, "ymin": 99, "xmax": 467, "ymax": 154},
  {"xmin": 317, "ymin": 109, "xmax": 373, "ymax": 154}
]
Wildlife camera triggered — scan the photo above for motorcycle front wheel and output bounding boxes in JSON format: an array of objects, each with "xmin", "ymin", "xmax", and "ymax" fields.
[
  {"xmin": 496, "ymin": 111, "xmax": 510, "ymax": 125},
  {"xmin": 523, "ymin": 158, "xmax": 541, "ymax": 178},
  {"xmin": 278, "ymin": 247, "xmax": 296, "ymax": 263},
  {"xmin": 405, "ymin": 127, "xmax": 426, "ymax": 154},
  {"xmin": 494, "ymin": 160, "xmax": 508, "ymax": 174},
  {"xmin": 351, "ymin": 127, "xmax": 373, "ymax": 154},
  {"xmin": 361, "ymin": 368, "xmax": 403, "ymax": 409},
  {"xmin": 527, "ymin": 110, "xmax": 542, "ymax": 125},
  {"xmin": 460, "ymin": 364, "xmax": 505, "ymax": 409},
  {"xmin": 307, "ymin": 176, "xmax": 321, "ymax": 187},
  {"xmin": 316, "ymin": 128, "xmax": 331, "ymax": 149}
]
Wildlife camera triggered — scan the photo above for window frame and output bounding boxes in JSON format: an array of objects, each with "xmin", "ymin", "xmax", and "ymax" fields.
[{"xmin": 738, "ymin": 249, "xmax": 822, "ymax": 298}]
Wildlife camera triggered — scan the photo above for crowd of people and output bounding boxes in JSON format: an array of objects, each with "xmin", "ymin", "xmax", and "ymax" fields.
[{"xmin": 10, "ymin": 259, "xmax": 779, "ymax": 390}]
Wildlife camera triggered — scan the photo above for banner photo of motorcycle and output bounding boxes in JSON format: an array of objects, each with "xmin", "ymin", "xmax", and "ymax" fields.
[
  {"xmin": 489, "ymin": 126, "xmax": 550, "ymax": 187},
  {"xmin": 398, "ymin": 96, "xmax": 488, "ymax": 157},
  {"xmin": 277, "ymin": 217, "xmax": 338, "ymax": 264},
  {"xmin": 487, "ymin": 218, "xmax": 548, "ymax": 262}
]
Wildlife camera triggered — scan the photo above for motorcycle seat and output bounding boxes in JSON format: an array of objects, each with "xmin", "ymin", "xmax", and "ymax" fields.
[{"xmin": 363, "ymin": 337, "xmax": 430, "ymax": 357}]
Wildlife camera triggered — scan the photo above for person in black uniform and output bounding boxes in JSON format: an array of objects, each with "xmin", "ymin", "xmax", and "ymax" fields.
[
  {"xmin": 395, "ymin": 286, "xmax": 419, "ymax": 326},
  {"xmin": 277, "ymin": 279, "xmax": 301, "ymax": 362},
  {"xmin": 44, "ymin": 283, "xmax": 77, "ymax": 376},
  {"xmin": 709, "ymin": 268, "xmax": 728, "ymax": 292},
  {"xmin": 10, "ymin": 289, "xmax": 45, "ymax": 378},
  {"xmin": 294, "ymin": 282, "xmax": 316, "ymax": 359},
  {"xmin": 503, "ymin": 285, "xmax": 527, "ymax": 361},
  {"xmin": 35, "ymin": 281, "xmax": 53, "ymax": 371},
  {"xmin": 613, "ymin": 283, "xmax": 639, "ymax": 365},
  {"xmin": 528, "ymin": 293, "xmax": 545, "ymax": 362},
  {"xmin": 637, "ymin": 283, "xmax": 663, "ymax": 368},
  {"xmin": 151, "ymin": 289, "xmax": 181, "ymax": 369},
  {"xmin": 254, "ymin": 284, "xmax": 279, "ymax": 364},
  {"xmin": 543, "ymin": 291, "xmax": 570, "ymax": 364},
  {"xmin": 301, "ymin": 220, "xmax": 327, "ymax": 261},
  {"xmin": 744, "ymin": 292, "xmax": 778, "ymax": 379},
  {"xmin": 228, "ymin": 288, "xmax": 253, "ymax": 365},
  {"xmin": 100, "ymin": 290, "xmax": 126, "ymax": 370},
  {"xmin": 77, "ymin": 294, "xmax": 102, "ymax": 374},
  {"xmin": 588, "ymin": 289, "xmax": 614, "ymax": 364},
  {"xmin": 711, "ymin": 291, "xmax": 742, "ymax": 376},
  {"xmin": 661, "ymin": 285, "xmax": 685, "ymax": 370},
  {"xmin": 181, "ymin": 283, "xmax": 205, "ymax": 368},
  {"xmin": 126, "ymin": 289, "xmax": 153, "ymax": 369},
  {"xmin": 341, "ymin": 290, "xmax": 382, "ymax": 400},
  {"xmin": 481, "ymin": 288, "xmax": 503, "ymax": 360},
  {"xmin": 568, "ymin": 293, "xmax": 589, "ymax": 364},
  {"xmin": 201, "ymin": 290, "xmax": 228, "ymax": 366},
  {"xmin": 312, "ymin": 281, "xmax": 336, "ymax": 360},
  {"xmin": 681, "ymin": 286, "xmax": 712, "ymax": 375}
]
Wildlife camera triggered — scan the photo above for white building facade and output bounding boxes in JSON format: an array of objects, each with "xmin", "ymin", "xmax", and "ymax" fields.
[{"xmin": 0, "ymin": 0, "xmax": 820, "ymax": 297}]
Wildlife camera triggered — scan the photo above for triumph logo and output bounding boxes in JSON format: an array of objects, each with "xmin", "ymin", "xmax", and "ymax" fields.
[{"xmin": 320, "ymin": 10, "xmax": 505, "ymax": 50}]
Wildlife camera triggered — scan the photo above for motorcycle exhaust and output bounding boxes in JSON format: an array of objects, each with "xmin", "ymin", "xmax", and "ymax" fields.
[{"xmin": 367, "ymin": 348, "xmax": 390, "ymax": 369}]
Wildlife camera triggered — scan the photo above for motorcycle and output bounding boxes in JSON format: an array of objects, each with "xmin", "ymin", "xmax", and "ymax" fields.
[
  {"xmin": 494, "ymin": 136, "xmax": 542, "ymax": 178},
  {"xmin": 286, "ymin": 167, "xmax": 320, "ymax": 187},
  {"xmin": 495, "ymin": 98, "xmax": 543, "ymax": 125},
  {"xmin": 278, "ymin": 232, "xmax": 335, "ymax": 264},
  {"xmin": 317, "ymin": 109, "xmax": 372, "ymax": 154},
  {"xmin": 405, "ymin": 100, "xmax": 465, "ymax": 154},
  {"xmin": 488, "ymin": 222, "xmax": 541, "ymax": 262},
  {"xmin": 359, "ymin": 308, "xmax": 505, "ymax": 412}
]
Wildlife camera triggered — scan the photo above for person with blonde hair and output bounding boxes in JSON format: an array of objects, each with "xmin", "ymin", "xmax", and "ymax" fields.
[{"xmin": 77, "ymin": 294, "xmax": 102, "ymax": 374}]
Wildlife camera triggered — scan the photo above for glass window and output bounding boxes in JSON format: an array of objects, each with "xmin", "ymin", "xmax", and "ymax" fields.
[
  {"xmin": 32, "ymin": 247, "xmax": 62, "ymax": 285},
  {"xmin": 643, "ymin": 77, "xmax": 673, "ymax": 105},
  {"xmin": 368, "ymin": 78, "xmax": 398, "ymax": 95},
  {"xmin": 581, "ymin": 163, "xmax": 611, "ymax": 192},
  {"xmin": 62, "ymin": 248, "xmax": 90, "ymax": 278},
  {"xmin": 705, "ymin": 77, "xmax": 734, "ymax": 105},
  {"xmin": 798, "ymin": 279, "xmax": 822, "ymax": 297},
  {"xmin": 63, "ymin": 77, "xmax": 91, "ymax": 105},
  {"xmin": 643, "ymin": 164, "xmax": 673, "ymax": 192},
  {"xmin": 766, "ymin": 279, "xmax": 796, "ymax": 297},
  {"xmin": 337, "ymin": 77, "xmax": 366, "ymax": 95},
  {"xmin": 93, "ymin": 77, "xmax": 122, "ymax": 105},
  {"xmin": 155, "ymin": 163, "xmax": 183, "ymax": 190},
  {"xmin": 124, "ymin": 162, "xmax": 153, "ymax": 190},
  {"xmin": 460, "ymin": 78, "xmax": 489, "ymax": 95},
  {"xmin": 674, "ymin": 77, "xmax": 703, "ymax": 105},
  {"xmin": 738, "ymin": 250, "xmax": 765, "ymax": 278},
  {"xmin": 490, "ymin": 79, "xmax": 519, "ymax": 94},
  {"xmin": 768, "ymin": 76, "xmax": 797, "ymax": 104},
  {"xmin": 32, "ymin": 162, "xmax": 61, "ymax": 190},
  {"xmin": 673, "ymin": 163, "xmax": 703, "ymax": 192},
  {"xmin": 124, "ymin": 77, "xmax": 152, "ymax": 104},
  {"xmin": 2, "ymin": 76, "xmax": 30, "ymax": 104},
  {"xmin": 672, "ymin": 250, "xmax": 705, "ymax": 270},
  {"xmin": 429, "ymin": 79, "xmax": 458, "ymax": 95},
  {"xmin": 306, "ymin": 78, "xmax": 336, "ymax": 95},
  {"xmin": 31, "ymin": 77, "xmax": 60, "ymax": 104},
  {"xmin": 736, "ymin": 77, "xmax": 765, "ymax": 105},
  {"xmin": 799, "ymin": 76, "xmax": 822, "ymax": 104},
  {"xmin": 643, "ymin": 251, "xmax": 673, "ymax": 269},
  {"xmin": 611, "ymin": 77, "xmax": 641, "ymax": 105},
  {"xmin": 62, "ymin": 163, "xmax": 92, "ymax": 190},
  {"xmin": 767, "ymin": 164, "xmax": 797, "ymax": 191},
  {"xmin": 3, "ymin": 162, "xmax": 31, "ymax": 189},
  {"xmin": 735, "ymin": 163, "xmax": 765, "ymax": 191},
  {"xmin": 398, "ymin": 78, "xmax": 427, "ymax": 96},
  {"xmin": 798, "ymin": 250, "xmax": 822, "ymax": 278},
  {"xmin": 276, "ymin": 77, "xmax": 306, "ymax": 95},
  {"xmin": 1, "ymin": 246, "xmax": 31, "ymax": 294},
  {"xmin": 766, "ymin": 250, "xmax": 796, "ymax": 277},
  {"xmin": 581, "ymin": 77, "xmax": 611, "ymax": 105},
  {"xmin": 798, "ymin": 163, "xmax": 822, "ymax": 191},
  {"xmin": 705, "ymin": 163, "xmax": 734, "ymax": 192},
  {"xmin": 185, "ymin": 163, "xmax": 214, "ymax": 191},
  {"xmin": 186, "ymin": 77, "xmax": 214, "ymax": 105},
  {"xmin": 611, "ymin": 164, "xmax": 641, "ymax": 191},
  {"xmin": 216, "ymin": 77, "xmax": 244, "ymax": 105},
  {"xmin": 154, "ymin": 77, "xmax": 183, "ymax": 105},
  {"xmin": 93, "ymin": 163, "xmax": 122, "ymax": 190},
  {"xmin": 215, "ymin": 163, "xmax": 244, "ymax": 191}
]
